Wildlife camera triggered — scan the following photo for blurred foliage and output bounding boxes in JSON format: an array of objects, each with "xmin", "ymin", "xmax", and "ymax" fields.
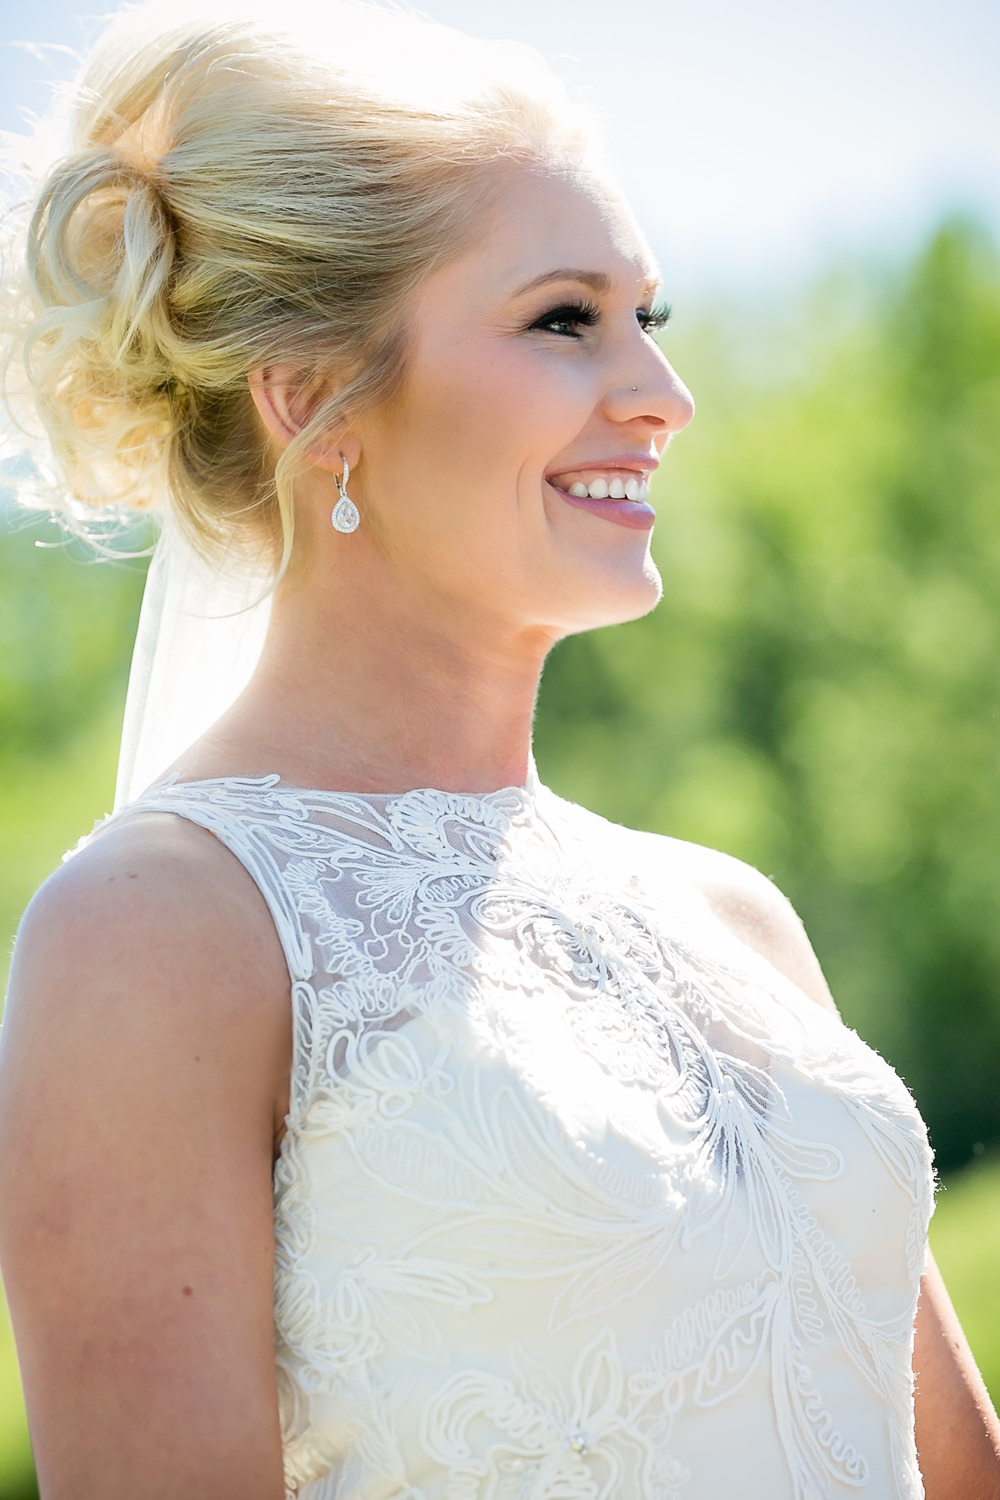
[
  {"xmin": 0, "ymin": 1280, "xmax": 35, "ymax": 1500},
  {"xmin": 930, "ymin": 1146, "xmax": 1000, "ymax": 1397},
  {"xmin": 0, "ymin": 515, "xmax": 143, "ymax": 1499},
  {"xmin": 1, "ymin": 218, "xmax": 1000, "ymax": 1491},
  {"xmin": 0, "ymin": 511, "xmax": 147, "ymax": 760},
  {"xmin": 537, "ymin": 216, "xmax": 1000, "ymax": 1177},
  {"xmin": 0, "ymin": 538, "xmax": 139, "ymax": 1499}
]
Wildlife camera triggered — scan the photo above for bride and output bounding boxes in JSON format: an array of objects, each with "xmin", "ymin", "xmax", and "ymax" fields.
[{"xmin": 0, "ymin": 3, "xmax": 997, "ymax": 1496}]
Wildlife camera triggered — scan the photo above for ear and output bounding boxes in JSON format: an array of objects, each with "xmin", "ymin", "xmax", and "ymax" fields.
[{"xmin": 248, "ymin": 365, "xmax": 358, "ymax": 474}]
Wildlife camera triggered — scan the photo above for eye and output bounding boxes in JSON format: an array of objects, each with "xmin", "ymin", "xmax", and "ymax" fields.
[
  {"xmin": 637, "ymin": 301, "xmax": 673, "ymax": 334},
  {"xmin": 528, "ymin": 300, "xmax": 600, "ymax": 338}
]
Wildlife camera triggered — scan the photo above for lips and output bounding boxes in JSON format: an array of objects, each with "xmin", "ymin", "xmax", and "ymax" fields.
[{"xmin": 546, "ymin": 464, "xmax": 657, "ymax": 531}]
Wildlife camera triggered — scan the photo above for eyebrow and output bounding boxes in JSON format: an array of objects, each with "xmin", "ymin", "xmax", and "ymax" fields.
[
  {"xmin": 512, "ymin": 268, "xmax": 611, "ymax": 297},
  {"xmin": 511, "ymin": 267, "xmax": 661, "ymax": 299}
]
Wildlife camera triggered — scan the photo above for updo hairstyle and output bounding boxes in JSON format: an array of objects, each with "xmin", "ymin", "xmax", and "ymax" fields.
[{"xmin": 0, "ymin": 1, "xmax": 590, "ymax": 573}]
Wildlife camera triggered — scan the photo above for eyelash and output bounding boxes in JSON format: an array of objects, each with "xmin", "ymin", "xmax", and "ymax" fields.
[
  {"xmin": 638, "ymin": 301, "xmax": 673, "ymax": 333},
  {"xmin": 529, "ymin": 299, "xmax": 673, "ymax": 338}
]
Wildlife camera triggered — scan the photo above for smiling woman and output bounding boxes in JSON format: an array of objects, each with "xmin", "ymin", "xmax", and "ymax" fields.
[{"xmin": 0, "ymin": 4, "xmax": 997, "ymax": 1499}]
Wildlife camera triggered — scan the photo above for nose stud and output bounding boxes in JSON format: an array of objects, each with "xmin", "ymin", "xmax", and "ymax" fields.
[{"xmin": 631, "ymin": 386, "xmax": 638, "ymax": 392}]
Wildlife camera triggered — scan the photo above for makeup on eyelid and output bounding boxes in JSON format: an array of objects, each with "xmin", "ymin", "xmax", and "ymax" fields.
[{"xmin": 527, "ymin": 298, "xmax": 673, "ymax": 338}]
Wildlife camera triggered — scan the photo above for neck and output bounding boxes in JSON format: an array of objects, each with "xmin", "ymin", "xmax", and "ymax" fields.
[{"xmin": 201, "ymin": 571, "xmax": 553, "ymax": 795}]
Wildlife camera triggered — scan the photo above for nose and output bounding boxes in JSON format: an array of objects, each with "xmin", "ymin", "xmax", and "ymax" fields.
[{"xmin": 604, "ymin": 346, "xmax": 695, "ymax": 436}]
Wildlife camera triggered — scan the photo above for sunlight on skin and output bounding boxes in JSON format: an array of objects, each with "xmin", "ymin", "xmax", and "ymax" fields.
[{"xmin": 213, "ymin": 161, "xmax": 694, "ymax": 798}]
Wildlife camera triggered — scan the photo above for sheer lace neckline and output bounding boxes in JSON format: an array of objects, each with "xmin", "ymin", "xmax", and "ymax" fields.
[{"xmin": 145, "ymin": 764, "xmax": 543, "ymax": 813}]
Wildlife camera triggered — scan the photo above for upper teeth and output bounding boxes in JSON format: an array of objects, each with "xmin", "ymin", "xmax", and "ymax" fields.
[{"xmin": 566, "ymin": 476, "xmax": 648, "ymax": 502}]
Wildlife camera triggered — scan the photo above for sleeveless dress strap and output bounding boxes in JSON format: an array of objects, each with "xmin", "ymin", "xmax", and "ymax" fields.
[{"xmin": 97, "ymin": 782, "xmax": 314, "ymax": 985}]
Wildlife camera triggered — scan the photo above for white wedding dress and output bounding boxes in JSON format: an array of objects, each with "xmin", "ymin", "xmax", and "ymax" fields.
[{"xmin": 96, "ymin": 769, "xmax": 934, "ymax": 1500}]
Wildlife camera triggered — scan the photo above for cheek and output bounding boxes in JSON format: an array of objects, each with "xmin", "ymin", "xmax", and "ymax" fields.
[{"xmin": 397, "ymin": 341, "xmax": 592, "ymax": 499}]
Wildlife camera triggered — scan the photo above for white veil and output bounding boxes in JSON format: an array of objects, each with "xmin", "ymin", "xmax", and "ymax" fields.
[{"xmin": 114, "ymin": 523, "xmax": 271, "ymax": 809}]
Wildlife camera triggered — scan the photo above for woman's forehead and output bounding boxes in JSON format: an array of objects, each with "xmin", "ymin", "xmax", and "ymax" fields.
[{"xmin": 433, "ymin": 164, "xmax": 660, "ymax": 307}]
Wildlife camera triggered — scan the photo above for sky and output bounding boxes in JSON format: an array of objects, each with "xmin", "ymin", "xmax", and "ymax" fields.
[{"xmin": 0, "ymin": 0, "xmax": 997, "ymax": 305}]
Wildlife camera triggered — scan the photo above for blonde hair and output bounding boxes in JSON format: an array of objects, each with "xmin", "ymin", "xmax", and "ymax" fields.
[{"xmin": 0, "ymin": 0, "xmax": 591, "ymax": 573}]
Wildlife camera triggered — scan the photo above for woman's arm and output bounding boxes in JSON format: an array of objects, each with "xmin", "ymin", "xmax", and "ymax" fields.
[
  {"xmin": 0, "ymin": 813, "xmax": 293, "ymax": 1500},
  {"xmin": 686, "ymin": 842, "xmax": 1000, "ymax": 1497},
  {"xmin": 914, "ymin": 1253, "xmax": 1000, "ymax": 1499}
]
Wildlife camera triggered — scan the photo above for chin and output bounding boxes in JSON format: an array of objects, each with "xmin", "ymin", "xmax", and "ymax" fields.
[{"xmin": 556, "ymin": 552, "xmax": 663, "ymax": 635}]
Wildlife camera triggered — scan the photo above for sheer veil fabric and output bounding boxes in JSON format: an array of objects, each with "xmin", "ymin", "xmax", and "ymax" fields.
[{"xmin": 114, "ymin": 526, "xmax": 272, "ymax": 809}]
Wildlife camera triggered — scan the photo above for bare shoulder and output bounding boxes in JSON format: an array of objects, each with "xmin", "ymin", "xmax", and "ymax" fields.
[
  {"xmin": 4, "ymin": 810, "xmax": 292, "ymax": 1130},
  {"xmin": 663, "ymin": 836, "xmax": 839, "ymax": 1016},
  {"xmin": 14, "ymin": 808, "xmax": 288, "ymax": 995},
  {"xmin": 20, "ymin": 806, "xmax": 270, "ymax": 942},
  {"xmin": 0, "ymin": 813, "xmax": 292, "ymax": 1496}
]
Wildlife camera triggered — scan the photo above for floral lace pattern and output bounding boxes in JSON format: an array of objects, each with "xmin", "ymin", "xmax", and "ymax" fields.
[{"xmin": 105, "ymin": 774, "xmax": 934, "ymax": 1499}]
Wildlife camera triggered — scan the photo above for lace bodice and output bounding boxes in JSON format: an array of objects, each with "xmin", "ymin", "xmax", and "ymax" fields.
[{"xmin": 101, "ymin": 772, "xmax": 934, "ymax": 1499}]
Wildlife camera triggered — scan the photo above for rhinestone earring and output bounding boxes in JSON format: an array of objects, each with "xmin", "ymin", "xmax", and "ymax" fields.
[{"xmin": 331, "ymin": 458, "xmax": 360, "ymax": 534}]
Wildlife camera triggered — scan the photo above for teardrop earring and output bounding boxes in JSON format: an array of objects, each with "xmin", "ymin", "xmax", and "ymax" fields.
[{"xmin": 331, "ymin": 458, "xmax": 360, "ymax": 534}]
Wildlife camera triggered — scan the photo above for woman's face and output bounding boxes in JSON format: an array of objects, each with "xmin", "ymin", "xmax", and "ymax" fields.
[{"xmin": 351, "ymin": 159, "xmax": 695, "ymax": 646}]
